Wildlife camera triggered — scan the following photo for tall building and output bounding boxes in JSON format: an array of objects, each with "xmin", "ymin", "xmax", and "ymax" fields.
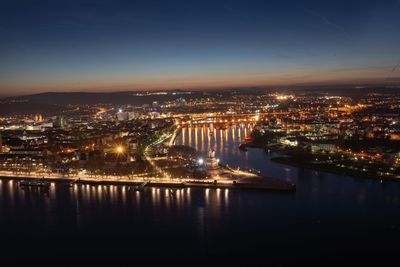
[{"xmin": 54, "ymin": 116, "xmax": 66, "ymax": 128}]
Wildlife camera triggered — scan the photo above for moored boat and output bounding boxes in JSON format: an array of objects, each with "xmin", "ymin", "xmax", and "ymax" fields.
[
  {"xmin": 239, "ymin": 143, "xmax": 248, "ymax": 152},
  {"xmin": 19, "ymin": 179, "xmax": 50, "ymax": 188}
]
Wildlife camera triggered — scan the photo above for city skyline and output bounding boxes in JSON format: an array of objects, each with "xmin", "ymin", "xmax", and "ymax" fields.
[{"xmin": 1, "ymin": 0, "xmax": 400, "ymax": 96}]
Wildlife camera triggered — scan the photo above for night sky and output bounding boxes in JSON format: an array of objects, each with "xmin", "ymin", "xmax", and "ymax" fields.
[{"xmin": 1, "ymin": 0, "xmax": 400, "ymax": 95}]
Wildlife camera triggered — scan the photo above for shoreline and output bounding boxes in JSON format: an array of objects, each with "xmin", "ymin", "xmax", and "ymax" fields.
[
  {"xmin": 0, "ymin": 174, "xmax": 296, "ymax": 192},
  {"xmin": 238, "ymin": 142, "xmax": 400, "ymax": 183},
  {"xmin": 271, "ymin": 156, "xmax": 400, "ymax": 182}
]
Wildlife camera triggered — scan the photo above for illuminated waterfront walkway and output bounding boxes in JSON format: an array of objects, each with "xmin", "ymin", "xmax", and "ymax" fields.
[{"xmin": 0, "ymin": 170, "xmax": 295, "ymax": 191}]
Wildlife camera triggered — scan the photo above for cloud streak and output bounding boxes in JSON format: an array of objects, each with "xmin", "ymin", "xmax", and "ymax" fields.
[
  {"xmin": 387, "ymin": 63, "xmax": 400, "ymax": 79},
  {"xmin": 304, "ymin": 8, "xmax": 348, "ymax": 37}
]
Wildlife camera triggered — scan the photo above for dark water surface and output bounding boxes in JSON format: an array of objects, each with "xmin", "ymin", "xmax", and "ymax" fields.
[{"xmin": 1, "ymin": 125, "xmax": 400, "ymax": 266}]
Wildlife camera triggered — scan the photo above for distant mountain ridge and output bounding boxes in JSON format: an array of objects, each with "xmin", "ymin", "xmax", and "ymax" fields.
[
  {"xmin": 0, "ymin": 91, "xmax": 201, "ymax": 105},
  {"xmin": 0, "ymin": 91, "xmax": 204, "ymax": 116}
]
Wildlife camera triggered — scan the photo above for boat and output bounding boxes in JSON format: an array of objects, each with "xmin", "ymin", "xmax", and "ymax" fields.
[
  {"xmin": 19, "ymin": 179, "xmax": 50, "ymax": 188},
  {"xmin": 239, "ymin": 143, "xmax": 248, "ymax": 152},
  {"xmin": 134, "ymin": 182, "xmax": 148, "ymax": 191}
]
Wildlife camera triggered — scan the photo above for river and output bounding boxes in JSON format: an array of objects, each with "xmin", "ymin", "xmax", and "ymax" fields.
[{"xmin": 1, "ymin": 125, "xmax": 400, "ymax": 265}]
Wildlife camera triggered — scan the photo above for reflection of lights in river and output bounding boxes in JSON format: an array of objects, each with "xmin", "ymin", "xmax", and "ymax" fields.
[
  {"xmin": 182, "ymin": 127, "xmax": 185, "ymax": 145},
  {"xmin": 2, "ymin": 177, "xmax": 233, "ymax": 216},
  {"xmin": 195, "ymin": 127, "xmax": 198, "ymax": 148},
  {"xmin": 186, "ymin": 188, "xmax": 191, "ymax": 203},
  {"xmin": 8, "ymin": 180, "xmax": 14, "ymax": 200},
  {"xmin": 121, "ymin": 186, "xmax": 126, "ymax": 205},
  {"xmin": 135, "ymin": 191, "xmax": 140, "ymax": 205},
  {"xmin": 188, "ymin": 126, "xmax": 192, "ymax": 146},
  {"xmin": 201, "ymin": 127, "xmax": 204, "ymax": 151},
  {"xmin": 220, "ymin": 129, "xmax": 223, "ymax": 153},
  {"xmin": 225, "ymin": 189, "xmax": 229, "ymax": 205},
  {"xmin": 207, "ymin": 128, "xmax": 211, "ymax": 151}
]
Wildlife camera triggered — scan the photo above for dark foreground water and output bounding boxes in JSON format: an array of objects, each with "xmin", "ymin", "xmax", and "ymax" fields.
[{"xmin": 1, "ymin": 126, "xmax": 400, "ymax": 266}]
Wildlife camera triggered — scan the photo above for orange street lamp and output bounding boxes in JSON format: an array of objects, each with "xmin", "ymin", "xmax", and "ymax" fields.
[{"xmin": 115, "ymin": 146, "xmax": 125, "ymax": 154}]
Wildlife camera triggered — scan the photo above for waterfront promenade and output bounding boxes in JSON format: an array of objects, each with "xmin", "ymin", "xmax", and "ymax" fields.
[{"xmin": 0, "ymin": 170, "xmax": 295, "ymax": 192}]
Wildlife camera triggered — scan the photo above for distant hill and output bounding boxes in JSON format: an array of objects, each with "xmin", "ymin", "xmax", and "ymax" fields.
[
  {"xmin": 1, "ymin": 91, "xmax": 201, "ymax": 105},
  {"xmin": 0, "ymin": 91, "xmax": 204, "ymax": 116},
  {"xmin": 0, "ymin": 102, "xmax": 65, "ymax": 116}
]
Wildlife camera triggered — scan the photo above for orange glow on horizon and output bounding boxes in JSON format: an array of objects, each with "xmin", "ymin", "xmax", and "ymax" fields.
[{"xmin": 2, "ymin": 64, "xmax": 399, "ymax": 95}]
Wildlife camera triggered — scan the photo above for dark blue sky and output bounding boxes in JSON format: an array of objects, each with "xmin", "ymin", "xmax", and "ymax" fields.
[{"xmin": 1, "ymin": 0, "xmax": 400, "ymax": 95}]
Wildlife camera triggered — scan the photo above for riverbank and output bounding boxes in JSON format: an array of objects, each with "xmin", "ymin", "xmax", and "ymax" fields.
[
  {"xmin": 0, "ymin": 173, "xmax": 296, "ymax": 192},
  {"xmin": 239, "ymin": 141, "xmax": 265, "ymax": 149},
  {"xmin": 271, "ymin": 156, "xmax": 400, "ymax": 182}
]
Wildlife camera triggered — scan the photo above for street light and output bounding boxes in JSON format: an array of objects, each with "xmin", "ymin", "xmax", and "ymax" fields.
[{"xmin": 115, "ymin": 145, "xmax": 124, "ymax": 154}]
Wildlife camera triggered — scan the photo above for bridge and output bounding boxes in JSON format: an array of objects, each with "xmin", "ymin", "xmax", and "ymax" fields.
[{"xmin": 173, "ymin": 112, "xmax": 290, "ymax": 127}]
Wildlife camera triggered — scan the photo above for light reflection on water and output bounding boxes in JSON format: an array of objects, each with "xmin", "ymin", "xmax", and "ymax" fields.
[
  {"xmin": 179, "ymin": 125, "xmax": 258, "ymax": 171},
  {"xmin": 0, "ymin": 182, "xmax": 231, "ymax": 211}
]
